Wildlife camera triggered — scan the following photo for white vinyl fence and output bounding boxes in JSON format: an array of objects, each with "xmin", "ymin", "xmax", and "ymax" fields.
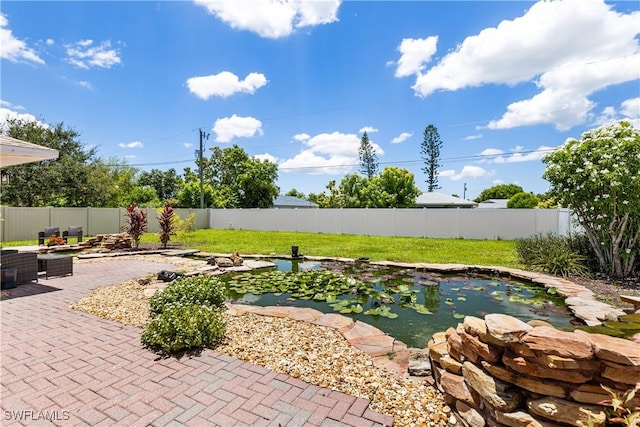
[
  {"xmin": 209, "ymin": 208, "xmax": 577, "ymax": 240},
  {"xmin": 0, "ymin": 207, "xmax": 209, "ymax": 242},
  {"xmin": 0, "ymin": 206, "xmax": 577, "ymax": 242}
]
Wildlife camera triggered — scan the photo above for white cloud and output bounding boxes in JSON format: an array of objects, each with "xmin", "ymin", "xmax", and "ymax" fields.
[
  {"xmin": 254, "ymin": 153, "xmax": 278, "ymax": 163},
  {"xmin": 0, "ymin": 14, "xmax": 45, "ymax": 64},
  {"xmin": 213, "ymin": 114, "xmax": 263, "ymax": 143},
  {"xmin": 394, "ymin": 37, "xmax": 438, "ymax": 78},
  {"xmin": 0, "ymin": 100, "xmax": 24, "ymax": 111},
  {"xmin": 65, "ymin": 39, "xmax": 122, "ymax": 69},
  {"xmin": 45, "ymin": 38, "xmax": 54, "ymax": 46},
  {"xmin": 391, "ymin": 132, "xmax": 412, "ymax": 144},
  {"xmin": 492, "ymin": 179, "xmax": 505, "ymax": 185},
  {"xmin": 279, "ymin": 130, "xmax": 384, "ymax": 174},
  {"xmin": 77, "ymin": 81, "xmax": 94, "ymax": 90},
  {"xmin": 194, "ymin": 0, "xmax": 340, "ymax": 39},
  {"xmin": 0, "ymin": 107, "xmax": 48, "ymax": 131},
  {"xmin": 621, "ymin": 97, "xmax": 640, "ymax": 119},
  {"xmin": 359, "ymin": 126, "xmax": 378, "ymax": 134},
  {"xmin": 400, "ymin": 0, "xmax": 639, "ymax": 131},
  {"xmin": 186, "ymin": 71, "xmax": 267, "ymax": 100},
  {"xmin": 183, "ymin": 142, "xmax": 194, "ymax": 148},
  {"xmin": 118, "ymin": 141, "xmax": 143, "ymax": 148},
  {"xmin": 464, "ymin": 134, "xmax": 482, "ymax": 140},
  {"xmin": 480, "ymin": 146, "xmax": 555, "ymax": 164},
  {"xmin": 293, "ymin": 133, "xmax": 310, "ymax": 142},
  {"xmin": 440, "ymin": 165, "xmax": 494, "ymax": 181}
]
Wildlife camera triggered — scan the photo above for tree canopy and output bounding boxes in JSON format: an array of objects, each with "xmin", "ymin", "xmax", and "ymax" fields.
[
  {"xmin": 421, "ymin": 124, "xmax": 443, "ymax": 192},
  {"xmin": 507, "ymin": 192, "xmax": 540, "ymax": 209},
  {"xmin": 474, "ymin": 184, "xmax": 524, "ymax": 203},
  {"xmin": 358, "ymin": 132, "xmax": 379, "ymax": 179}
]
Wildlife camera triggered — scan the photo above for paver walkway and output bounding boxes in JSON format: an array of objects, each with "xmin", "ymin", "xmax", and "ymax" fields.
[{"xmin": 1, "ymin": 259, "xmax": 393, "ymax": 426}]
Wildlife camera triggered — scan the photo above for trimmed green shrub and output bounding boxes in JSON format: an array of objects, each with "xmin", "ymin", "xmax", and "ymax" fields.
[
  {"xmin": 141, "ymin": 304, "xmax": 226, "ymax": 354},
  {"xmin": 516, "ymin": 233, "xmax": 590, "ymax": 278},
  {"xmin": 149, "ymin": 275, "xmax": 226, "ymax": 315}
]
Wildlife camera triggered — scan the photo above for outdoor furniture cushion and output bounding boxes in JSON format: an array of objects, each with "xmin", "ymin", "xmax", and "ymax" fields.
[{"xmin": 66, "ymin": 226, "xmax": 83, "ymax": 243}]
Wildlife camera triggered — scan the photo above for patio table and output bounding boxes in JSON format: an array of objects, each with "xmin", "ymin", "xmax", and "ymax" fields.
[{"xmin": 37, "ymin": 254, "xmax": 73, "ymax": 279}]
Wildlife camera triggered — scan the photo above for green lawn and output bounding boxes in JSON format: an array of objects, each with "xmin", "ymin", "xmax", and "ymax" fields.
[
  {"xmin": 3, "ymin": 229, "xmax": 522, "ymax": 268},
  {"xmin": 143, "ymin": 229, "xmax": 522, "ymax": 268}
]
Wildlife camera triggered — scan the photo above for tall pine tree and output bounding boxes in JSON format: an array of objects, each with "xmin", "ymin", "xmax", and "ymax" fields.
[
  {"xmin": 421, "ymin": 124, "xmax": 443, "ymax": 192},
  {"xmin": 358, "ymin": 132, "xmax": 379, "ymax": 178}
]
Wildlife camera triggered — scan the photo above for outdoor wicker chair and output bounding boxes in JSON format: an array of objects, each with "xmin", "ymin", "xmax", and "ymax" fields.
[
  {"xmin": 66, "ymin": 226, "xmax": 83, "ymax": 243},
  {"xmin": 0, "ymin": 251, "xmax": 38, "ymax": 283},
  {"xmin": 38, "ymin": 227, "xmax": 67, "ymax": 246}
]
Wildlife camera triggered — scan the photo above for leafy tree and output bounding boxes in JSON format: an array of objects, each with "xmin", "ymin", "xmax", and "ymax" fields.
[
  {"xmin": 316, "ymin": 167, "xmax": 419, "ymax": 208},
  {"xmin": 138, "ymin": 168, "xmax": 182, "ymax": 201},
  {"xmin": 285, "ymin": 189, "xmax": 305, "ymax": 199},
  {"xmin": 206, "ymin": 145, "xmax": 279, "ymax": 208},
  {"xmin": 543, "ymin": 120, "xmax": 640, "ymax": 278},
  {"xmin": 377, "ymin": 167, "xmax": 420, "ymax": 207},
  {"xmin": 507, "ymin": 192, "xmax": 540, "ymax": 208},
  {"xmin": 421, "ymin": 124, "xmax": 443, "ymax": 192},
  {"xmin": 358, "ymin": 132, "xmax": 379, "ymax": 178},
  {"xmin": 474, "ymin": 184, "xmax": 524, "ymax": 203},
  {"xmin": 177, "ymin": 180, "xmax": 224, "ymax": 208},
  {"xmin": 1, "ymin": 118, "xmax": 98, "ymax": 206}
]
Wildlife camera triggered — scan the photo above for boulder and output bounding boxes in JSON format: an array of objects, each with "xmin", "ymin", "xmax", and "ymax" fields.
[
  {"xmin": 502, "ymin": 354, "xmax": 594, "ymax": 383},
  {"xmin": 455, "ymin": 401, "xmax": 485, "ymax": 427},
  {"xmin": 460, "ymin": 330, "xmax": 501, "ymax": 363},
  {"xmin": 574, "ymin": 330, "xmax": 640, "ymax": 366},
  {"xmin": 485, "ymin": 314, "xmax": 533, "ymax": 345},
  {"xmin": 480, "ymin": 361, "xmax": 566, "ymax": 398},
  {"xmin": 527, "ymin": 397, "xmax": 606, "ymax": 427},
  {"xmin": 440, "ymin": 355, "xmax": 464, "ymax": 375},
  {"xmin": 440, "ymin": 371, "xmax": 478, "ymax": 406},
  {"xmin": 521, "ymin": 327, "xmax": 594, "ymax": 360},
  {"xmin": 462, "ymin": 362, "xmax": 521, "ymax": 412}
]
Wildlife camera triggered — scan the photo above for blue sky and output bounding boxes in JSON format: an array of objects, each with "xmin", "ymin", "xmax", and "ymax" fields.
[{"xmin": 2, "ymin": 0, "xmax": 639, "ymax": 200}]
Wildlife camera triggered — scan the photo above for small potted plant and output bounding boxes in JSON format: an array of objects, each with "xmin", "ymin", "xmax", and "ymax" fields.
[{"xmin": 47, "ymin": 235, "xmax": 66, "ymax": 246}]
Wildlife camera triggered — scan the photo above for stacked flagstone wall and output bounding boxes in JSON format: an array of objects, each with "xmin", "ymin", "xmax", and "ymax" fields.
[{"xmin": 428, "ymin": 313, "xmax": 640, "ymax": 427}]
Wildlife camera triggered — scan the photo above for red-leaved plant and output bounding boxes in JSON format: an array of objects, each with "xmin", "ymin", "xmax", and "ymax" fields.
[
  {"xmin": 121, "ymin": 203, "xmax": 148, "ymax": 249},
  {"xmin": 157, "ymin": 204, "xmax": 176, "ymax": 249}
]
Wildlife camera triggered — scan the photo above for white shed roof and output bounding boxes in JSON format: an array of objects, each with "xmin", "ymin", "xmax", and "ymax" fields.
[{"xmin": 415, "ymin": 192, "xmax": 477, "ymax": 208}]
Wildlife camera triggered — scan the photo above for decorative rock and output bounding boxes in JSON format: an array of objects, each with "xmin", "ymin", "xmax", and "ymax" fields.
[
  {"xmin": 574, "ymin": 330, "xmax": 640, "ymax": 366},
  {"xmin": 494, "ymin": 410, "xmax": 549, "ymax": 427},
  {"xmin": 485, "ymin": 314, "xmax": 533, "ymax": 345},
  {"xmin": 214, "ymin": 257, "xmax": 234, "ymax": 267},
  {"xmin": 502, "ymin": 354, "xmax": 594, "ymax": 383},
  {"xmin": 446, "ymin": 327, "xmax": 464, "ymax": 362},
  {"xmin": 462, "ymin": 362, "xmax": 521, "ymax": 412},
  {"xmin": 313, "ymin": 313, "xmax": 355, "ymax": 333},
  {"xmin": 463, "ymin": 316, "xmax": 489, "ymax": 340},
  {"xmin": 527, "ymin": 320, "xmax": 554, "ymax": 328},
  {"xmin": 527, "ymin": 397, "xmax": 606, "ymax": 427},
  {"xmin": 569, "ymin": 384, "xmax": 617, "ymax": 406},
  {"xmin": 600, "ymin": 361, "xmax": 640, "ymax": 385},
  {"xmin": 408, "ymin": 358, "xmax": 432, "ymax": 376},
  {"xmin": 480, "ymin": 361, "xmax": 566, "ymax": 398},
  {"xmin": 521, "ymin": 327, "xmax": 593, "ymax": 360},
  {"xmin": 440, "ymin": 355, "xmax": 464, "ymax": 375},
  {"xmin": 455, "ymin": 401, "xmax": 485, "ymax": 427},
  {"xmin": 230, "ymin": 252, "xmax": 243, "ymax": 266},
  {"xmin": 535, "ymin": 354, "xmax": 600, "ymax": 371},
  {"xmin": 460, "ymin": 330, "xmax": 501, "ymax": 363},
  {"xmin": 440, "ymin": 371, "xmax": 478, "ymax": 406},
  {"xmin": 429, "ymin": 341, "xmax": 449, "ymax": 363}
]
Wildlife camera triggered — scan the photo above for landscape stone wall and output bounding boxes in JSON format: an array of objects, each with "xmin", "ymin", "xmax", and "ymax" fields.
[{"xmin": 428, "ymin": 313, "xmax": 639, "ymax": 427}]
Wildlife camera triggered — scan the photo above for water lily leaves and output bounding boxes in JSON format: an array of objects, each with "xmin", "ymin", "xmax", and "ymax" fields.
[
  {"xmin": 457, "ymin": 297, "xmax": 466, "ymax": 301},
  {"xmin": 413, "ymin": 305, "xmax": 433, "ymax": 315},
  {"xmin": 444, "ymin": 298, "xmax": 455, "ymax": 305},
  {"xmin": 547, "ymin": 287, "xmax": 557, "ymax": 295},
  {"xmin": 453, "ymin": 313, "xmax": 465, "ymax": 319},
  {"xmin": 365, "ymin": 305, "xmax": 398, "ymax": 318}
]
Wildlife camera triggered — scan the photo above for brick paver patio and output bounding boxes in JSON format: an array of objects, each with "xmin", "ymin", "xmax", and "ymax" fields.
[{"xmin": 1, "ymin": 259, "xmax": 393, "ymax": 426}]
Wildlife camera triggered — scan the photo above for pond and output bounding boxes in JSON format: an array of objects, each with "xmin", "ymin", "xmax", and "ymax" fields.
[{"xmin": 224, "ymin": 259, "xmax": 575, "ymax": 348}]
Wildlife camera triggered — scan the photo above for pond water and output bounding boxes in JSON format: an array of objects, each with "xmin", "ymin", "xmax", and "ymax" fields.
[{"xmin": 225, "ymin": 259, "xmax": 575, "ymax": 348}]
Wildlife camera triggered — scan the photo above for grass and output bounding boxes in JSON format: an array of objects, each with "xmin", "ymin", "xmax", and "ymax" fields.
[
  {"xmin": 2, "ymin": 229, "xmax": 522, "ymax": 267},
  {"xmin": 145, "ymin": 229, "xmax": 522, "ymax": 267}
]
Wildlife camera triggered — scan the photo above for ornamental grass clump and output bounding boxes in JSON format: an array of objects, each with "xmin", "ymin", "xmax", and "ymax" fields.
[
  {"xmin": 142, "ymin": 275, "xmax": 227, "ymax": 355},
  {"xmin": 516, "ymin": 233, "xmax": 590, "ymax": 278}
]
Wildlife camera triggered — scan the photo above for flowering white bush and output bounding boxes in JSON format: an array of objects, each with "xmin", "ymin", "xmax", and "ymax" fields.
[{"xmin": 543, "ymin": 120, "xmax": 639, "ymax": 278}]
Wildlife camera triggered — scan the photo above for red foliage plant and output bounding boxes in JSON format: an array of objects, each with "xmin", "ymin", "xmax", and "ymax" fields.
[
  {"xmin": 157, "ymin": 204, "xmax": 176, "ymax": 249},
  {"xmin": 121, "ymin": 203, "xmax": 148, "ymax": 249}
]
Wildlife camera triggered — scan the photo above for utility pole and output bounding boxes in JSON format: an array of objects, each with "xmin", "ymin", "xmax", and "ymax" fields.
[
  {"xmin": 198, "ymin": 129, "xmax": 209, "ymax": 209},
  {"xmin": 463, "ymin": 182, "xmax": 467, "ymax": 200}
]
